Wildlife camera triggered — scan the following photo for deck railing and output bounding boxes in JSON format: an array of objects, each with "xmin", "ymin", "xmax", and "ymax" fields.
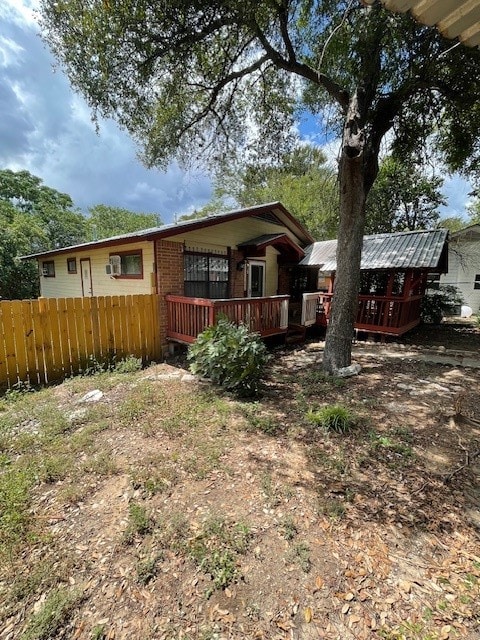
[
  {"xmin": 301, "ymin": 292, "xmax": 331, "ymax": 326},
  {"xmin": 166, "ymin": 294, "xmax": 290, "ymax": 344},
  {"xmin": 301, "ymin": 292, "xmax": 423, "ymax": 335}
]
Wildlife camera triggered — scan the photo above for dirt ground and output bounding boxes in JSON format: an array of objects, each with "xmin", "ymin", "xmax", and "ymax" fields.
[{"xmin": 1, "ymin": 321, "xmax": 479, "ymax": 640}]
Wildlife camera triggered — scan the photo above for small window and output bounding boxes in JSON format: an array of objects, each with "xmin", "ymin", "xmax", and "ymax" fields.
[
  {"xmin": 475, "ymin": 274, "xmax": 480, "ymax": 290},
  {"xmin": 111, "ymin": 250, "xmax": 143, "ymax": 279},
  {"xmin": 67, "ymin": 258, "xmax": 77, "ymax": 274},
  {"xmin": 427, "ymin": 273, "xmax": 441, "ymax": 290},
  {"xmin": 42, "ymin": 261, "xmax": 55, "ymax": 277}
]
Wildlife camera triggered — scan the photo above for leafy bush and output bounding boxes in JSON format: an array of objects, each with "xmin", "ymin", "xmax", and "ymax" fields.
[
  {"xmin": 421, "ymin": 285, "xmax": 463, "ymax": 324},
  {"xmin": 114, "ymin": 355, "xmax": 143, "ymax": 373},
  {"xmin": 307, "ymin": 405, "xmax": 355, "ymax": 434},
  {"xmin": 188, "ymin": 317, "xmax": 270, "ymax": 397}
]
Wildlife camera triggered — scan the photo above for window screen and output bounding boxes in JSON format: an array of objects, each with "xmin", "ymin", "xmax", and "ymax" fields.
[{"xmin": 184, "ymin": 253, "xmax": 229, "ymax": 299}]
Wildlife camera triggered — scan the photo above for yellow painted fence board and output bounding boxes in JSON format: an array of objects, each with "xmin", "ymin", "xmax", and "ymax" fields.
[{"xmin": 0, "ymin": 294, "xmax": 163, "ymax": 389}]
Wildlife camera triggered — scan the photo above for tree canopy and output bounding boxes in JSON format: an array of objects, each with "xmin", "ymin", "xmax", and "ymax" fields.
[
  {"xmin": 0, "ymin": 169, "xmax": 86, "ymax": 299},
  {"xmin": 365, "ymin": 155, "xmax": 445, "ymax": 234},
  {"xmin": 86, "ymin": 205, "xmax": 162, "ymax": 241},
  {"xmin": 39, "ymin": 0, "xmax": 480, "ymax": 371},
  {"xmin": 467, "ymin": 198, "xmax": 480, "ymax": 225},
  {"xmin": 190, "ymin": 146, "xmax": 339, "ymax": 239}
]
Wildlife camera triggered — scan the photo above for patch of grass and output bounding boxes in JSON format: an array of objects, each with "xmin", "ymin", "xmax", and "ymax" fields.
[
  {"xmin": 183, "ymin": 515, "xmax": 252, "ymax": 596},
  {"xmin": 37, "ymin": 454, "xmax": 71, "ymax": 483},
  {"xmin": 82, "ymin": 452, "xmax": 119, "ymax": 476},
  {"xmin": 240, "ymin": 403, "xmax": 281, "ymax": 436},
  {"xmin": 20, "ymin": 587, "xmax": 83, "ymax": 640},
  {"xmin": 306, "ymin": 445, "xmax": 350, "ymax": 478},
  {"xmin": 2, "ymin": 381, "xmax": 35, "ymax": 404},
  {"xmin": 114, "ymin": 355, "xmax": 143, "ymax": 374},
  {"xmin": 156, "ymin": 511, "xmax": 190, "ymax": 549},
  {"xmin": 318, "ymin": 497, "xmax": 347, "ymax": 520},
  {"xmin": 280, "ymin": 515, "xmax": 298, "ymax": 541},
  {"xmin": 130, "ymin": 455, "xmax": 178, "ymax": 497},
  {"xmin": 58, "ymin": 482, "xmax": 91, "ymax": 506},
  {"xmin": 368, "ymin": 430, "xmax": 414, "ymax": 463},
  {"xmin": 288, "ymin": 542, "xmax": 311, "ymax": 573},
  {"xmin": 136, "ymin": 553, "xmax": 163, "ymax": 585},
  {"xmin": 0, "ymin": 465, "xmax": 35, "ymax": 552},
  {"xmin": 378, "ymin": 620, "xmax": 435, "ymax": 639},
  {"xmin": 307, "ymin": 404, "xmax": 355, "ymax": 434},
  {"xmin": 116, "ymin": 385, "xmax": 156, "ymax": 427},
  {"xmin": 182, "ymin": 436, "xmax": 225, "ymax": 480},
  {"xmin": 7, "ymin": 554, "xmax": 76, "ymax": 609},
  {"xmin": 301, "ymin": 369, "xmax": 346, "ymax": 392},
  {"xmin": 123, "ymin": 502, "xmax": 154, "ymax": 544},
  {"xmin": 260, "ymin": 471, "xmax": 282, "ymax": 507},
  {"xmin": 91, "ymin": 625, "xmax": 107, "ymax": 640}
]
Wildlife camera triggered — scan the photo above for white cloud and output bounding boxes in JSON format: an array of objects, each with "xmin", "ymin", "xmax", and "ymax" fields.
[{"xmin": 0, "ymin": 0, "xmax": 213, "ymax": 222}]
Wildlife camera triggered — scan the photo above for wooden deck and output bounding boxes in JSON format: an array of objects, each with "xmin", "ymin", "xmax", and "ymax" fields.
[
  {"xmin": 302, "ymin": 292, "xmax": 423, "ymax": 336},
  {"xmin": 166, "ymin": 294, "xmax": 289, "ymax": 344}
]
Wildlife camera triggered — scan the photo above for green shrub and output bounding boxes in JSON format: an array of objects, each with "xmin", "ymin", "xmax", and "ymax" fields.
[
  {"xmin": 421, "ymin": 285, "xmax": 463, "ymax": 324},
  {"xmin": 188, "ymin": 317, "xmax": 270, "ymax": 397},
  {"xmin": 307, "ymin": 405, "xmax": 355, "ymax": 434},
  {"xmin": 114, "ymin": 355, "xmax": 143, "ymax": 373}
]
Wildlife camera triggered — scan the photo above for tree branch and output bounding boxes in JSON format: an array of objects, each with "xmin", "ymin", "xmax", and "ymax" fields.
[{"xmin": 252, "ymin": 21, "xmax": 350, "ymax": 111}]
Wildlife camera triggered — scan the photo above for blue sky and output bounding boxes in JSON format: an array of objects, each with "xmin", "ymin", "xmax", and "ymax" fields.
[
  {"xmin": 0, "ymin": 1, "xmax": 473, "ymax": 226},
  {"xmin": 0, "ymin": 1, "xmax": 212, "ymax": 224}
]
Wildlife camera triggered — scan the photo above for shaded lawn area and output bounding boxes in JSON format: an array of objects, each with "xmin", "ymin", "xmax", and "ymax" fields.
[{"xmin": 0, "ymin": 338, "xmax": 479, "ymax": 640}]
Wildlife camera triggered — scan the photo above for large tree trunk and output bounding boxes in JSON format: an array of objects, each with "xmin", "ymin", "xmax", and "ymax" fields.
[{"xmin": 323, "ymin": 93, "xmax": 368, "ymax": 374}]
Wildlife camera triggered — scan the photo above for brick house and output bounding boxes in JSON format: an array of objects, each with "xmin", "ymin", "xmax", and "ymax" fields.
[{"xmin": 23, "ymin": 202, "xmax": 314, "ymax": 347}]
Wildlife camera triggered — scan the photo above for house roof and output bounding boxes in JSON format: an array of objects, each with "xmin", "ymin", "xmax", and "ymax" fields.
[
  {"xmin": 237, "ymin": 233, "xmax": 305, "ymax": 259},
  {"xmin": 300, "ymin": 228, "xmax": 449, "ymax": 271},
  {"xmin": 21, "ymin": 202, "xmax": 314, "ymax": 260},
  {"xmin": 380, "ymin": 0, "xmax": 480, "ymax": 48},
  {"xmin": 451, "ymin": 223, "xmax": 480, "ymax": 240}
]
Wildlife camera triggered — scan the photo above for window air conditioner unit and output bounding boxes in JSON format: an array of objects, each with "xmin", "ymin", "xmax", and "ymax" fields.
[{"xmin": 105, "ymin": 255, "xmax": 121, "ymax": 276}]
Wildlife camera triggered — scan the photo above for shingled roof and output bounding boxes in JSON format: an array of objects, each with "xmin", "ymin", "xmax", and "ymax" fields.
[{"xmin": 300, "ymin": 228, "xmax": 449, "ymax": 271}]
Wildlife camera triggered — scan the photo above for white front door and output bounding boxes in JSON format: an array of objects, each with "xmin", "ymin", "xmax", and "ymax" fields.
[
  {"xmin": 80, "ymin": 258, "xmax": 93, "ymax": 297},
  {"xmin": 247, "ymin": 261, "xmax": 265, "ymax": 298}
]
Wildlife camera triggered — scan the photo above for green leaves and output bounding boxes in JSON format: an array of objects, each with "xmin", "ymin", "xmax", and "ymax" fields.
[
  {"xmin": 86, "ymin": 205, "xmax": 162, "ymax": 241},
  {"xmin": 188, "ymin": 317, "xmax": 270, "ymax": 397},
  {"xmin": 365, "ymin": 155, "xmax": 445, "ymax": 234}
]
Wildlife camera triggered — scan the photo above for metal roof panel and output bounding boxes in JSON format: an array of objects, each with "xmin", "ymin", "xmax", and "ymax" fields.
[{"xmin": 300, "ymin": 229, "xmax": 448, "ymax": 271}]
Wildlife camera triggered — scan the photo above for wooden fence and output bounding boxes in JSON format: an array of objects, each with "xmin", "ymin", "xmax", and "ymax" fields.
[{"xmin": 0, "ymin": 295, "xmax": 162, "ymax": 389}]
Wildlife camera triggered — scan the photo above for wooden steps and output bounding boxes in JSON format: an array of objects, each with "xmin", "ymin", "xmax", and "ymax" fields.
[{"xmin": 285, "ymin": 323, "xmax": 307, "ymax": 345}]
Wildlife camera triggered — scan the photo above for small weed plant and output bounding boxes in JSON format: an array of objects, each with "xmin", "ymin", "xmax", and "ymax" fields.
[
  {"xmin": 307, "ymin": 404, "xmax": 355, "ymax": 434},
  {"xmin": 114, "ymin": 355, "xmax": 143, "ymax": 374},
  {"xmin": 188, "ymin": 317, "xmax": 270, "ymax": 397},
  {"xmin": 183, "ymin": 516, "xmax": 252, "ymax": 596},
  {"xmin": 20, "ymin": 587, "xmax": 82, "ymax": 640},
  {"xmin": 123, "ymin": 502, "xmax": 154, "ymax": 543}
]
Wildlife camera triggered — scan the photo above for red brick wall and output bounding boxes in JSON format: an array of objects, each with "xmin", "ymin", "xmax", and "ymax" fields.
[
  {"xmin": 230, "ymin": 249, "xmax": 246, "ymax": 298},
  {"xmin": 277, "ymin": 265, "xmax": 290, "ymax": 295},
  {"xmin": 155, "ymin": 239, "xmax": 184, "ymax": 347}
]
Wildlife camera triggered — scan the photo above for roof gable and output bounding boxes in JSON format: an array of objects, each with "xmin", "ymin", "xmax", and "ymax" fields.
[{"xmin": 21, "ymin": 202, "xmax": 314, "ymax": 260}]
